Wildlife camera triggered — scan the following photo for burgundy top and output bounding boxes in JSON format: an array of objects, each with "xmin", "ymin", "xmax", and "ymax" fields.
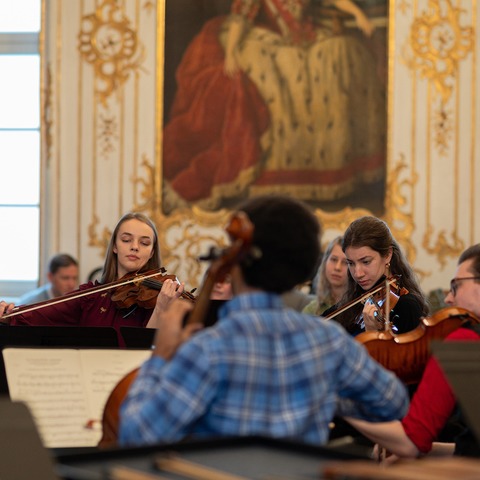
[
  {"xmin": 10, "ymin": 282, "xmax": 153, "ymax": 347},
  {"xmin": 402, "ymin": 327, "xmax": 480, "ymax": 453}
]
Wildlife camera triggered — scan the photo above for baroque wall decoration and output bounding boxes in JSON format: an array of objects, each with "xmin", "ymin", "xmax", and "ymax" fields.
[
  {"xmin": 78, "ymin": 0, "xmax": 146, "ymax": 106},
  {"xmin": 98, "ymin": 113, "xmax": 119, "ymax": 159},
  {"xmin": 76, "ymin": 0, "xmax": 154, "ymax": 271},
  {"xmin": 400, "ymin": 0, "xmax": 474, "ymax": 271},
  {"xmin": 404, "ymin": 0, "xmax": 473, "ymax": 104}
]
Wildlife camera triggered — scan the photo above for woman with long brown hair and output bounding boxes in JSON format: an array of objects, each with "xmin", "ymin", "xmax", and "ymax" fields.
[
  {"xmin": 0, "ymin": 212, "xmax": 184, "ymax": 345},
  {"xmin": 324, "ymin": 216, "xmax": 429, "ymax": 336}
]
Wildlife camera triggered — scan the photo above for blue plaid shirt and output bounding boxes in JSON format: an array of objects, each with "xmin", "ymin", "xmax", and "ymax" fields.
[{"xmin": 119, "ymin": 292, "xmax": 408, "ymax": 446}]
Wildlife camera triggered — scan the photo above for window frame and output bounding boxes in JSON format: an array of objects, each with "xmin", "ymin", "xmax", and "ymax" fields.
[{"xmin": 0, "ymin": 24, "xmax": 41, "ymax": 302}]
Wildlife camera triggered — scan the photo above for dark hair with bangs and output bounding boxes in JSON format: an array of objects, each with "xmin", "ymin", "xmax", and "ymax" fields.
[{"xmin": 236, "ymin": 195, "xmax": 321, "ymax": 294}]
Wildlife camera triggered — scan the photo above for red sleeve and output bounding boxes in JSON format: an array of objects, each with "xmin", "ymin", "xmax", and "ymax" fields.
[{"xmin": 402, "ymin": 327, "xmax": 479, "ymax": 453}]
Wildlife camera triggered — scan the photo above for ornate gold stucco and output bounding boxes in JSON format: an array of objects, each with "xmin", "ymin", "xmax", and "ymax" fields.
[
  {"xmin": 433, "ymin": 104, "xmax": 453, "ymax": 156},
  {"xmin": 404, "ymin": 0, "xmax": 473, "ymax": 104},
  {"xmin": 383, "ymin": 154, "xmax": 417, "ymax": 263},
  {"xmin": 78, "ymin": 0, "xmax": 146, "ymax": 106},
  {"xmin": 422, "ymin": 226, "xmax": 465, "ymax": 270},
  {"xmin": 402, "ymin": 0, "xmax": 473, "ymax": 270},
  {"xmin": 88, "ymin": 214, "xmax": 111, "ymax": 259},
  {"xmin": 98, "ymin": 112, "xmax": 119, "ymax": 159}
]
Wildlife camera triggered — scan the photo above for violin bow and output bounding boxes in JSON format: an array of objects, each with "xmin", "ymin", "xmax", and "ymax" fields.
[{"xmin": 0, "ymin": 268, "xmax": 166, "ymax": 323}]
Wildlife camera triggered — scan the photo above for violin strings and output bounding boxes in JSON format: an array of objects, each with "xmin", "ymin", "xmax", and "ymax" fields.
[{"xmin": 139, "ymin": 278, "xmax": 196, "ymax": 302}]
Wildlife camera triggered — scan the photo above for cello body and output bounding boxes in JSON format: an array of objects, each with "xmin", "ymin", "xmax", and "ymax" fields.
[
  {"xmin": 355, "ymin": 306, "xmax": 480, "ymax": 384},
  {"xmin": 98, "ymin": 368, "xmax": 139, "ymax": 448}
]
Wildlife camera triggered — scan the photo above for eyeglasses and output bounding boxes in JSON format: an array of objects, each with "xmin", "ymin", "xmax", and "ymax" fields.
[{"xmin": 449, "ymin": 276, "xmax": 480, "ymax": 296}]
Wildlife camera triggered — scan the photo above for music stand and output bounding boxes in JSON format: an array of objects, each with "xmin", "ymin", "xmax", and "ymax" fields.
[
  {"xmin": 0, "ymin": 325, "xmax": 118, "ymax": 394},
  {"xmin": 0, "ymin": 325, "xmax": 118, "ymax": 348},
  {"xmin": 120, "ymin": 326, "xmax": 156, "ymax": 349},
  {"xmin": 431, "ymin": 340, "xmax": 480, "ymax": 445}
]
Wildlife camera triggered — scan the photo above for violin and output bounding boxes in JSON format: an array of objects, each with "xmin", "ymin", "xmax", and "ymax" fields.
[
  {"xmin": 356, "ymin": 306, "xmax": 480, "ymax": 384},
  {"xmin": 0, "ymin": 268, "xmax": 171, "ymax": 324},
  {"xmin": 110, "ymin": 269, "xmax": 196, "ymax": 310},
  {"xmin": 98, "ymin": 211, "xmax": 256, "ymax": 449},
  {"xmin": 325, "ymin": 275, "xmax": 408, "ymax": 329}
]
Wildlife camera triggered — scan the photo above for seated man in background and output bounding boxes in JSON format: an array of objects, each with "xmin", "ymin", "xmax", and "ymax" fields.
[
  {"xmin": 118, "ymin": 194, "xmax": 409, "ymax": 447},
  {"xmin": 19, "ymin": 253, "xmax": 79, "ymax": 305}
]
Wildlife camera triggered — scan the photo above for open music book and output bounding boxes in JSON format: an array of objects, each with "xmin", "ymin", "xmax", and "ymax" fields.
[{"xmin": 2, "ymin": 347, "xmax": 152, "ymax": 448}]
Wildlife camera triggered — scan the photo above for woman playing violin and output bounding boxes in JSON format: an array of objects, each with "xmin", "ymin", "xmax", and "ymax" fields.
[
  {"xmin": 346, "ymin": 244, "xmax": 480, "ymax": 460},
  {"xmin": 324, "ymin": 216, "xmax": 429, "ymax": 336},
  {"xmin": 0, "ymin": 212, "xmax": 184, "ymax": 345}
]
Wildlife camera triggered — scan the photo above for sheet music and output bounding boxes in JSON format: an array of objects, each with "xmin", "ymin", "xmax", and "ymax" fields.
[{"xmin": 3, "ymin": 348, "xmax": 151, "ymax": 448}]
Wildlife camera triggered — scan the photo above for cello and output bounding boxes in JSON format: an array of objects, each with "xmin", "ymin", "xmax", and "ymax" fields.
[
  {"xmin": 355, "ymin": 306, "xmax": 480, "ymax": 384},
  {"xmin": 326, "ymin": 276, "xmax": 480, "ymax": 384},
  {"xmin": 98, "ymin": 211, "xmax": 256, "ymax": 448}
]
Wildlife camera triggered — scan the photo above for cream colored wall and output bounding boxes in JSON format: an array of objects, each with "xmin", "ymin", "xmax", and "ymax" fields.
[
  {"xmin": 42, "ymin": 0, "xmax": 479, "ymax": 296},
  {"xmin": 42, "ymin": 0, "xmax": 159, "ymax": 281}
]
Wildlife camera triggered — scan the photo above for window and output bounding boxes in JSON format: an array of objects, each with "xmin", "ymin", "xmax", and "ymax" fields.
[{"xmin": 0, "ymin": 1, "xmax": 41, "ymax": 301}]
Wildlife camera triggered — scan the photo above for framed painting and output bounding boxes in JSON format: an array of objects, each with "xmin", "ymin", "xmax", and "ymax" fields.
[{"xmin": 157, "ymin": 0, "xmax": 389, "ymax": 218}]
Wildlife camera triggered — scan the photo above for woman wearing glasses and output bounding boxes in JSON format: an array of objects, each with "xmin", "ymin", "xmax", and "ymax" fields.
[{"xmin": 345, "ymin": 244, "xmax": 480, "ymax": 460}]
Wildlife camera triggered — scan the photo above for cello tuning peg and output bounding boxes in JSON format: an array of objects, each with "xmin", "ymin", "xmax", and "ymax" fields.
[{"xmin": 198, "ymin": 246, "xmax": 223, "ymax": 262}]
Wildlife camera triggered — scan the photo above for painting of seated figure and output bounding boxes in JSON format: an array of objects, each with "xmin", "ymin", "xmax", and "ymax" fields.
[{"xmin": 160, "ymin": 0, "xmax": 388, "ymax": 216}]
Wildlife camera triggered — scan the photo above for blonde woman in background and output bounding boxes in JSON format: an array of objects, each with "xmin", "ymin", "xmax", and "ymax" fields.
[{"xmin": 303, "ymin": 236, "xmax": 348, "ymax": 316}]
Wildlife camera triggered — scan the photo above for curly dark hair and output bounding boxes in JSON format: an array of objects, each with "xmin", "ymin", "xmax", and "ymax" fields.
[{"xmin": 236, "ymin": 195, "xmax": 321, "ymax": 293}]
